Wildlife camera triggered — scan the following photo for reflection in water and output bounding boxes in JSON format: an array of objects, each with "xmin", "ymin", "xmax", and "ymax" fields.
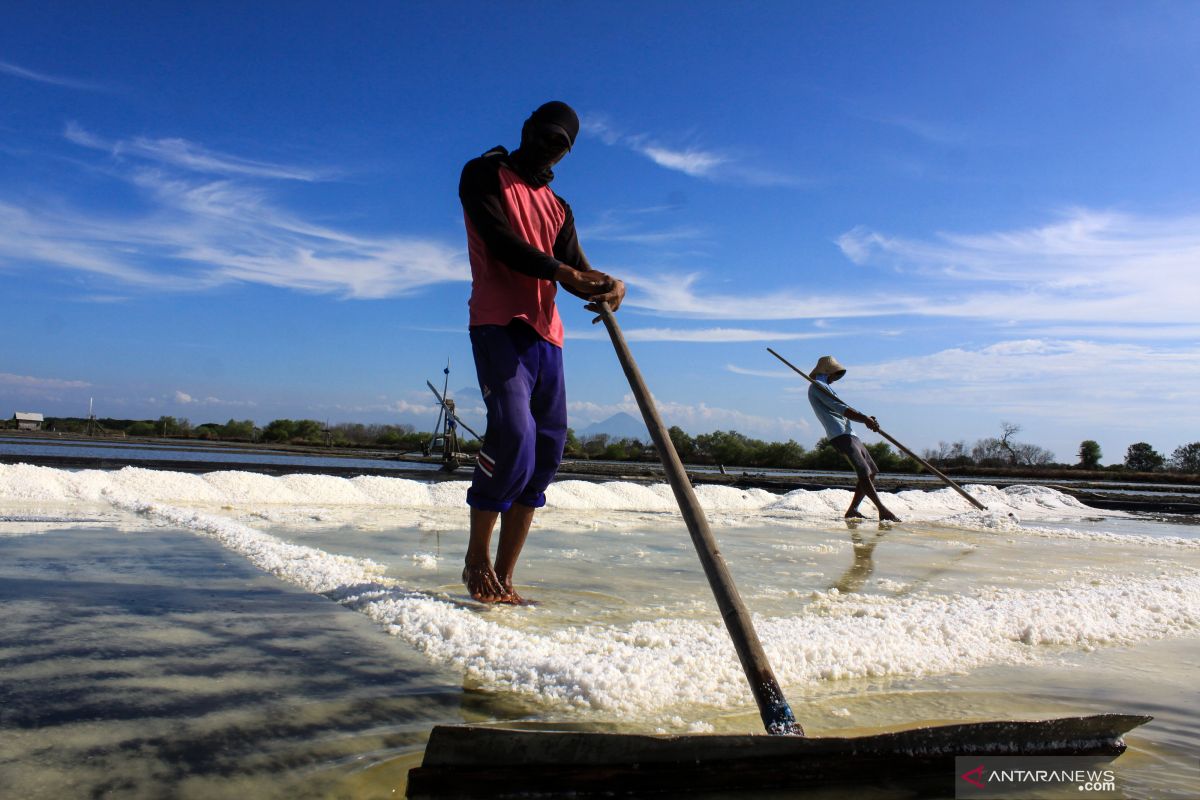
[
  {"xmin": 830, "ymin": 522, "xmax": 981, "ymax": 598},
  {"xmin": 2, "ymin": 490, "xmax": 1198, "ymax": 798},
  {"xmin": 0, "ymin": 527, "xmax": 464, "ymax": 799},
  {"xmin": 832, "ymin": 524, "xmax": 886, "ymax": 594}
]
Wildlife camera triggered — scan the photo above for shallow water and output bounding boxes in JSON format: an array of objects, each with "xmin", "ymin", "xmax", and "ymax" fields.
[
  {"xmin": 0, "ymin": 437, "xmax": 440, "ymax": 473},
  {"xmin": 0, "ymin": 464, "xmax": 1197, "ymax": 798}
]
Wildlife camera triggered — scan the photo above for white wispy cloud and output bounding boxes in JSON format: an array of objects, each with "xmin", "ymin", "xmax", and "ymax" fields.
[
  {"xmin": 726, "ymin": 364, "xmax": 803, "ymax": 378},
  {"xmin": 0, "ymin": 372, "xmax": 92, "ymax": 389},
  {"xmin": 624, "ymin": 208, "xmax": 1200, "ymax": 329},
  {"xmin": 567, "ymin": 394, "xmax": 811, "ymax": 440},
  {"xmin": 0, "ymin": 200, "xmax": 216, "ymax": 290},
  {"xmin": 576, "ymin": 204, "xmax": 708, "ymax": 256},
  {"xmin": 581, "ymin": 116, "xmax": 624, "ymax": 147},
  {"xmin": 64, "ymin": 122, "xmax": 331, "ymax": 181},
  {"xmin": 0, "ymin": 126, "xmax": 468, "ymax": 299},
  {"xmin": 321, "ymin": 398, "xmax": 442, "ymax": 416},
  {"xmin": 880, "ymin": 114, "xmax": 965, "ymax": 146},
  {"xmin": 847, "ymin": 106, "xmax": 968, "ymax": 147},
  {"xmin": 69, "ymin": 294, "xmax": 131, "ymax": 304},
  {"xmin": 172, "ymin": 390, "xmax": 257, "ymax": 407},
  {"xmin": 625, "ymin": 271, "xmax": 923, "ymax": 320},
  {"xmin": 582, "ymin": 226, "xmax": 705, "ymax": 246},
  {"xmin": 0, "ymin": 60, "xmax": 112, "ymax": 92},
  {"xmin": 389, "ymin": 398, "xmax": 442, "ymax": 415},
  {"xmin": 582, "ymin": 114, "xmax": 797, "ymax": 186},
  {"xmin": 638, "ymin": 145, "xmax": 727, "ymax": 178},
  {"xmin": 1019, "ymin": 324, "xmax": 1200, "ymax": 341},
  {"xmin": 822, "ymin": 338, "xmax": 1200, "ymax": 429},
  {"xmin": 836, "ymin": 209, "xmax": 1200, "ymax": 325},
  {"xmin": 579, "ymin": 206, "xmax": 705, "ymax": 246},
  {"xmin": 569, "ymin": 326, "xmax": 837, "ymax": 343}
]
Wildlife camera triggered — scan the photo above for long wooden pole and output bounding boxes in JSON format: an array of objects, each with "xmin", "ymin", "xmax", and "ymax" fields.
[
  {"xmin": 599, "ymin": 303, "xmax": 802, "ymax": 736},
  {"xmin": 766, "ymin": 347, "xmax": 988, "ymax": 512}
]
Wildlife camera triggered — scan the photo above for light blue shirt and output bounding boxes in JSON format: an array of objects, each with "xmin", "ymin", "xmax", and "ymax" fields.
[{"xmin": 808, "ymin": 377, "xmax": 853, "ymax": 439}]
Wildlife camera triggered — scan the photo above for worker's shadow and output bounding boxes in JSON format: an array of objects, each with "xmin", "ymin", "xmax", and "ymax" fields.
[{"xmin": 831, "ymin": 524, "xmax": 888, "ymax": 595}]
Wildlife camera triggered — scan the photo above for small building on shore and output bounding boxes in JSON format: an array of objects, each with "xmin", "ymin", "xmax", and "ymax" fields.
[{"xmin": 14, "ymin": 412, "xmax": 45, "ymax": 431}]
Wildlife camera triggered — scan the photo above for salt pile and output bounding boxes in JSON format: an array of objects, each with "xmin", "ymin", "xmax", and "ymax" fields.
[{"xmin": 2, "ymin": 463, "xmax": 1198, "ymax": 722}]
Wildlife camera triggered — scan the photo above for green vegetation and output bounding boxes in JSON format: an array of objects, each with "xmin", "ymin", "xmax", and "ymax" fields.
[
  {"xmin": 1125, "ymin": 442, "xmax": 1165, "ymax": 472},
  {"xmin": 923, "ymin": 422, "xmax": 1053, "ymax": 468},
  {"xmin": 1077, "ymin": 439, "xmax": 1102, "ymax": 470},
  {"xmin": 921, "ymin": 425, "xmax": 1196, "ymax": 476},
  {"xmin": 39, "ymin": 415, "xmax": 433, "ymax": 452},
  {"xmin": 1170, "ymin": 442, "xmax": 1200, "ymax": 473},
  {"xmin": 22, "ymin": 415, "xmax": 1200, "ymax": 475}
]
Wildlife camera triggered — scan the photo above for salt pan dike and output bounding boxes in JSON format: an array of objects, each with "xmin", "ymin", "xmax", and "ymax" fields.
[
  {"xmin": 2, "ymin": 461, "xmax": 1190, "ymax": 527},
  {"xmin": 2, "ymin": 463, "xmax": 1199, "ymax": 725}
]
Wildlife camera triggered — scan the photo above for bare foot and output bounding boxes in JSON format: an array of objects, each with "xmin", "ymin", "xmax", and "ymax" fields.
[
  {"xmin": 880, "ymin": 510, "xmax": 901, "ymax": 523},
  {"xmin": 845, "ymin": 509, "xmax": 866, "ymax": 520},
  {"xmin": 462, "ymin": 563, "xmax": 509, "ymax": 603},
  {"xmin": 497, "ymin": 577, "xmax": 536, "ymax": 606}
]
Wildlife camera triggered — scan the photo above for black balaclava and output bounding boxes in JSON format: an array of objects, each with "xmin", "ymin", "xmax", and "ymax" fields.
[{"xmin": 512, "ymin": 101, "xmax": 579, "ymax": 188}]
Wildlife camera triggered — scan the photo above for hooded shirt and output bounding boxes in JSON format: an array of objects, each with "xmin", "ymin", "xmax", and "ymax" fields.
[{"xmin": 458, "ymin": 146, "xmax": 587, "ymax": 348}]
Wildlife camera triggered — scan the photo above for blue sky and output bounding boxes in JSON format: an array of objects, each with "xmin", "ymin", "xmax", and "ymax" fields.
[{"xmin": 3, "ymin": 2, "xmax": 1198, "ymax": 464}]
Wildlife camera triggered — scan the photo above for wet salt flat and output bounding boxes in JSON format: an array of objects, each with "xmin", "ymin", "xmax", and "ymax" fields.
[
  {"xmin": 0, "ymin": 437, "xmax": 441, "ymax": 473},
  {"xmin": 1, "ymin": 464, "xmax": 1198, "ymax": 798}
]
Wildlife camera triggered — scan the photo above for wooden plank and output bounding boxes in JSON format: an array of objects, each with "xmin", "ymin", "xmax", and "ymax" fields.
[{"xmin": 407, "ymin": 715, "xmax": 1150, "ymax": 797}]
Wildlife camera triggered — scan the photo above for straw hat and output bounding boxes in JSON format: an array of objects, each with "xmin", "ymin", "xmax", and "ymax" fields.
[{"xmin": 810, "ymin": 355, "xmax": 846, "ymax": 381}]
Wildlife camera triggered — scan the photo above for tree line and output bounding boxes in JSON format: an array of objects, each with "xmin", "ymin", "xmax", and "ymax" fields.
[
  {"xmin": 924, "ymin": 423, "xmax": 1200, "ymax": 474},
  {"xmin": 38, "ymin": 415, "xmax": 433, "ymax": 451},
  {"xmin": 27, "ymin": 415, "xmax": 1200, "ymax": 474}
]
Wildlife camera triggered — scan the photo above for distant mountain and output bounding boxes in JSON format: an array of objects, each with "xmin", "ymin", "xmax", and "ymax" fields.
[
  {"xmin": 437, "ymin": 390, "xmax": 646, "ymax": 442},
  {"xmin": 577, "ymin": 412, "xmax": 647, "ymax": 442},
  {"xmin": 448, "ymin": 385, "xmax": 481, "ymax": 404}
]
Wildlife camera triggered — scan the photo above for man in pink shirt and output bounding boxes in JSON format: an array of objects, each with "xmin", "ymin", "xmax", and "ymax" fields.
[{"xmin": 458, "ymin": 101, "xmax": 625, "ymax": 603}]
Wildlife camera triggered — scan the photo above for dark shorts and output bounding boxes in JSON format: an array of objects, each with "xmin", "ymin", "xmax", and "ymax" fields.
[
  {"xmin": 830, "ymin": 434, "xmax": 878, "ymax": 480},
  {"xmin": 466, "ymin": 321, "xmax": 567, "ymax": 512}
]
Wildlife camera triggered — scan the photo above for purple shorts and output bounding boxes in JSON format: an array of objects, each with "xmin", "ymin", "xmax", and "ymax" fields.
[{"xmin": 466, "ymin": 321, "xmax": 567, "ymax": 512}]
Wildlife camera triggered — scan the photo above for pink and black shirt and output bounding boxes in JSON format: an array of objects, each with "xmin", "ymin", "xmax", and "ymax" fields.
[{"xmin": 459, "ymin": 147, "xmax": 590, "ymax": 348}]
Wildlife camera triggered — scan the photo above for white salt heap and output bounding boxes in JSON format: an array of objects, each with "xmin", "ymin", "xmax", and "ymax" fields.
[{"xmin": 2, "ymin": 463, "xmax": 1198, "ymax": 723}]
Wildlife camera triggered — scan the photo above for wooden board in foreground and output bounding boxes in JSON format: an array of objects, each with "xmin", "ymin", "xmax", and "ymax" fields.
[{"xmin": 407, "ymin": 714, "xmax": 1150, "ymax": 797}]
